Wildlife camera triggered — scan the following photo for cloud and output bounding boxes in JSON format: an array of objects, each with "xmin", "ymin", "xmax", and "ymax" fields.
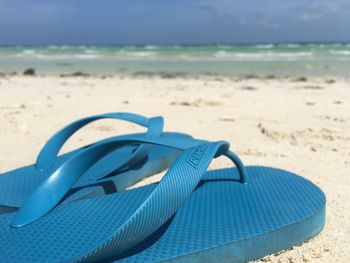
[
  {"xmin": 238, "ymin": 18, "xmax": 280, "ymax": 30},
  {"xmin": 300, "ymin": 12, "xmax": 322, "ymax": 22},
  {"xmin": 258, "ymin": 19, "xmax": 280, "ymax": 30},
  {"xmin": 0, "ymin": 0, "xmax": 349, "ymax": 44},
  {"xmin": 298, "ymin": 2, "xmax": 348, "ymax": 22}
]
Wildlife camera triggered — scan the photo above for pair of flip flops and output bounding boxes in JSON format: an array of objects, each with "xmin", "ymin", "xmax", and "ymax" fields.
[{"xmin": 0, "ymin": 112, "xmax": 326, "ymax": 262}]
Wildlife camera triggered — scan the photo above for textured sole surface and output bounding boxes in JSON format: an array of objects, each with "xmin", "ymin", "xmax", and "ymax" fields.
[
  {"xmin": 0, "ymin": 166, "xmax": 325, "ymax": 262},
  {"xmin": 114, "ymin": 166, "xmax": 325, "ymax": 263}
]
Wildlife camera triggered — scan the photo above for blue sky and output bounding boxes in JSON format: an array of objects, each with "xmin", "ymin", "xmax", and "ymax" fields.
[{"xmin": 0, "ymin": 0, "xmax": 349, "ymax": 45}]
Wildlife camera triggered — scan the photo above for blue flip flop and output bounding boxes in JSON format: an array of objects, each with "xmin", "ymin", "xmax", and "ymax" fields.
[
  {"xmin": 0, "ymin": 112, "xmax": 191, "ymax": 211},
  {"xmin": 0, "ymin": 135, "xmax": 325, "ymax": 262}
]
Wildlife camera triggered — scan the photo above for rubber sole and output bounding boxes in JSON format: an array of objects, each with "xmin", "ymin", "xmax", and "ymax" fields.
[{"xmin": 0, "ymin": 166, "xmax": 325, "ymax": 262}]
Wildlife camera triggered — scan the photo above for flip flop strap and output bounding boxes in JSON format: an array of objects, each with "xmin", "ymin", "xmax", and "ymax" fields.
[
  {"xmin": 12, "ymin": 136, "xmax": 246, "ymax": 262},
  {"xmin": 11, "ymin": 134, "xmax": 207, "ymax": 227},
  {"xmin": 12, "ymin": 135, "xmax": 246, "ymax": 227},
  {"xmin": 90, "ymin": 116, "xmax": 165, "ymax": 181},
  {"xmin": 78, "ymin": 141, "xmax": 245, "ymax": 262},
  {"xmin": 35, "ymin": 112, "xmax": 164, "ymax": 172}
]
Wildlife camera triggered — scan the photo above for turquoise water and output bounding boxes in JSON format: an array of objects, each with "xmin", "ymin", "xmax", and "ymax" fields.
[{"xmin": 0, "ymin": 43, "xmax": 350, "ymax": 76}]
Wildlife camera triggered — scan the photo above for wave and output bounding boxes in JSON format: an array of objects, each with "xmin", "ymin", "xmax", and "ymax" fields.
[
  {"xmin": 329, "ymin": 50, "xmax": 350, "ymax": 56},
  {"xmin": 285, "ymin": 44, "xmax": 301, "ymax": 48},
  {"xmin": 122, "ymin": 51, "xmax": 157, "ymax": 57},
  {"xmin": 5, "ymin": 45, "xmax": 350, "ymax": 62},
  {"xmin": 51, "ymin": 45, "xmax": 71, "ymax": 50},
  {"xmin": 70, "ymin": 54, "xmax": 102, "ymax": 59},
  {"xmin": 84, "ymin": 49, "xmax": 99, "ymax": 54},
  {"xmin": 214, "ymin": 51, "xmax": 314, "ymax": 60},
  {"xmin": 214, "ymin": 51, "xmax": 229, "ymax": 57},
  {"xmin": 271, "ymin": 52, "xmax": 313, "ymax": 57},
  {"xmin": 328, "ymin": 43, "xmax": 342, "ymax": 48},
  {"xmin": 253, "ymin": 44, "xmax": 274, "ymax": 49},
  {"xmin": 145, "ymin": 45, "xmax": 158, "ymax": 50},
  {"xmin": 10, "ymin": 50, "xmax": 316, "ymax": 61},
  {"xmin": 22, "ymin": 49, "xmax": 36, "ymax": 55},
  {"xmin": 14, "ymin": 53, "xmax": 102, "ymax": 60}
]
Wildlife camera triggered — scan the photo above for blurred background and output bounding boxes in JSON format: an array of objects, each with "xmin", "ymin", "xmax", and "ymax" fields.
[{"xmin": 0, "ymin": 0, "xmax": 349, "ymax": 77}]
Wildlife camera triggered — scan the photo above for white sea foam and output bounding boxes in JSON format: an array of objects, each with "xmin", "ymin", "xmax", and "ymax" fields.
[
  {"xmin": 273, "ymin": 52, "xmax": 313, "ymax": 57},
  {"xmin": 330, "ymin": 50, "xmax": 350, "ymax": 56},
  {"xmin": 214, "ymin": 51, "xmax": 314, "ymax": 60},
  {"xmin": 253, "ymin": 44, "xmax": 274, "ymax": 49},
  {"xmin": 329, "ymin": 43, "xmax": 342, "ymax": 47},
  {"xmin": 22, "ymin": 50, "xmax": 36, "ymax": 55},
  {"xmin": 145, "ymin": 45, "xmax": 158, "ymax": 50},
  {"xmin": 58, "ymin": 45, "xmax": 70, "ymax": 50},
  {"xmin": 124, "ymin": 51, "xmax": 157, "ymax": 57},
  {"xmin": 14, "ymin": 53, "xmax": 102, "ymax": 60},
  {"xmin": 214, "ymin": 51, "xmax": 229, "ymax": 58},
  {"xmin": 84, "ymin": 49, "xmax": 98, "ymax": 54},
  {"xmin": 286, "ymin": 44, "xmax": 301, "ymax": 48},
  {"xmin": 71, "ymin": 54, "xmax": 101, "ymax": 59}
]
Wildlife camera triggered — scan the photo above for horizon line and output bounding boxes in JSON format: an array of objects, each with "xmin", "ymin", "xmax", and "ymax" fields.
[{"xmin": 0, "ymin": 41, "xmax": 350, "ymax": 47}]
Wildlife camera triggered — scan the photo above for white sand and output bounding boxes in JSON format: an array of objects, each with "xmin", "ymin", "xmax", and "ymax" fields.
[{"xmin": 0, "ymin": 74, "xmax": 349, "ymax": 262}]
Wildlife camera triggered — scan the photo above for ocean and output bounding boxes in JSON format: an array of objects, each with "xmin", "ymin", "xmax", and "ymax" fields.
[{"xmin": 0, "ymin": 43, "xmax": 350, "ymax": 77}]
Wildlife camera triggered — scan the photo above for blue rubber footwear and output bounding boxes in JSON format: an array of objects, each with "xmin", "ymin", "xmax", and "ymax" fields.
[
  {"xmin": 0, "ymin": 112, "xmax": 192, "ymax": 211},
  {"xmin": 0, "ymin": 135, "xmax": 325, "ymax": 262}
]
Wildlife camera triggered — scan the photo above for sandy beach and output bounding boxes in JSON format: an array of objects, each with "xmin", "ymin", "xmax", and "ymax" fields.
[{"xmin": 0, "ymin": 73, "xmax": 349, "ymax": 262}]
